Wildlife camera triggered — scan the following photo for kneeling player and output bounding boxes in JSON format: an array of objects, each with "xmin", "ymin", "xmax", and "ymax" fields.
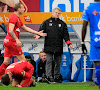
[{"xmin": 1, "ymin": 60, "xmax": 36, "ymax": 87}]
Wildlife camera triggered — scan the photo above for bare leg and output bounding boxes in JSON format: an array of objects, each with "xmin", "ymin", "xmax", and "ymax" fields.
[
  {"xmin": 15, "ymin": 54, "xmax": 26, "ymax": 61},
  {"xmin": 0, "ymin": 57, "xmax": 11, "ymax": 79},
  {"xmin": 4, "ymin": 57, "xmax": 11, "ymax": 65}
]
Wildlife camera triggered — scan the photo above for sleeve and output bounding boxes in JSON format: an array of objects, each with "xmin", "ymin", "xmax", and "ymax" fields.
[
  {"xmin": 9, "ymin": 15, "xmax": 17, "ymax": 24},
  {"xmin": 82, "ymin": 7, "xmax": 89, "ymax": 21},
  {"xmin": 39, "ymin": 21, "xmax": 46, "ymax": 32},
  {"xmin": 37, "ymin": 61, "xmax": 43, "ymax": 77},
  {"xmin": 63, "ymin": 23, "xmax": 71, "ymax": 45},
  {"xmin": 33, "ymin": 61, "xmax": 36, "ymax": 72},
  {"xmin": 20, "ymin": 71, "xmax": 32, "ymax": 87},
  {"xmin": 20, "ymin": 62, "xmax": 34, "ymax": 87},
  {"xmin": 30, "ymin": 60, "xmax": 36, "ymax": 72},
  {"xmin": 26, "ymin": 62, "xmax": 34, "ymax": 75}
]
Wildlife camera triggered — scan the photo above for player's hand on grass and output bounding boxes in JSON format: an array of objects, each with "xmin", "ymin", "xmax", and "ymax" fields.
[
  {"xmin": 16, "ymin": 38, "xmax": 22, "ymax": 47},
  {"xmin": 16, "ymin": 84, "xmax": 22, "ymax": 87}
]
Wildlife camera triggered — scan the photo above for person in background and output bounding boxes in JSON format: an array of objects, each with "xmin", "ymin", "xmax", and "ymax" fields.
[
  {"xmin": 81, "ymin": 0, "xmax": 100, "ymax": 89},
  {"xmin": 0, "ymin": 2, "xmax": 47, "ymax": 80},
  {"xmin": 0, "ymin": 50, "xmax": 4, "ymax": 66},
  {"xmin": 35, "ymin": 7, "xmax": 73, "ymax": 83},
  {"xmin": 25, "ymin": 55, "xmax": 36, "ymax": 77},
  {"xmin": 37, "ymin": 51, "xmax": 46, "ymax": 82}
]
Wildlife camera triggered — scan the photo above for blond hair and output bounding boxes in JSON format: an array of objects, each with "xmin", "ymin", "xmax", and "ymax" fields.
[
  {"xmin": 52, "ymin": 7, "xmax": 61, "ymax": 13},
  {"xmin": 39, "ymin": 51, "xmax": 45, "ymax": 56}
]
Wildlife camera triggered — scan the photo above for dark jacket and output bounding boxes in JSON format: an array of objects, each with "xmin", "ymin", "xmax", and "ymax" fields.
[
  {"xmin": 38, "ymin": 59, "xmax": 46, "ymax": 77},
  {"xmin": 39, "ymin": 17, "xmax": 70, "ymax": 53},
  {"xmin": 30, "ymin": 60, "xmax": 36, "ymax": 77},
  {"xmin": 0, "ymin": 54, "xmax": 4, "ymax": 66}
]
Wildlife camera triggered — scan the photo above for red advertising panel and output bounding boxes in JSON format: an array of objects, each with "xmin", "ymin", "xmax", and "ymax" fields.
[
  {"xmin": 21, "ymin": 0, "xmax": 40, "ymax": 12},
  {"xmin": 0, "ymin": 0, "xmax": 40, "ymax": 12}
]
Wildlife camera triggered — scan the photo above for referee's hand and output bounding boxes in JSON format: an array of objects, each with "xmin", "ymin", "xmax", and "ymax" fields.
[{"xmin": 81, "ymin": 43, "xmax": 87, "ymax": 54}]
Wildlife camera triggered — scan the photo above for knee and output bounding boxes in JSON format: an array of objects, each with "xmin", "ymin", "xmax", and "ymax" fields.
[
  {"xmin": 4, "ymin": 57, "xmax": 12, "ymax": 64},
  {"xmin": 4, "ymin": 60, "xmax": 10, "ymax": 65}
]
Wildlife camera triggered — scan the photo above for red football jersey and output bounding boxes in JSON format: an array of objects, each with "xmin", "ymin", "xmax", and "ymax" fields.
[
  {"xmin": 5, "ymin": 61, "xmax": 34, "ymax": 78},
  {"xmin": 5, "ymin": 14, "xmax": 23, "ymax": 42}
]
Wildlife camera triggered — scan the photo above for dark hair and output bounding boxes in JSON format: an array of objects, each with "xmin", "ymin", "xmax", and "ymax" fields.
[
  {"xmin": 25, "ymin": 55, "xmax": 32, "ymax": 59},
  {"xmin": 14, "ymin": 3, "xmax": 23, "ymax": 11},
  {"xmin": 1, "ymin": 74, "xmax": 10, "ymax": 86}
]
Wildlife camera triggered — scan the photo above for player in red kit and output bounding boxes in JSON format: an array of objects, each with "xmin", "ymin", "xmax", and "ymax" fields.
[
  {"xmin": 1, "ymin": 60, "xmax": 36, "ymax": 87},
  {"xmin": 0, "ymin": 2, "xmax": 47, "ymax": 80}
]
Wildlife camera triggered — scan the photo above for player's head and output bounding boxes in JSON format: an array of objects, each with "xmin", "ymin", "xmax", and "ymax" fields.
[
  {"xmin": 39, "ymin": 51, "xmax": 46, "ymax": 62},
  {"xmin": 52, "ymin": 7, "xmax": 61, "ymax": 19},
  {"xmin": 14, "ymin": 3, "xmax": 25, "ymax": 15},
  {"xmin": 1, "ymin": 74, "xmax": 10, "ymax": 86},
  {"xmin": 25, "ymin": 55, "xmax": 32, "ymax": 62}
]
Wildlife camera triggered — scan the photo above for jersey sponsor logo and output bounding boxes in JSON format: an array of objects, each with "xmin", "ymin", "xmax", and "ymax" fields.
[
  {"xmin": 24, "ymin": 16, "xmax": 32, "ymax": 23},
  {"xmin": 92, "ymin": 10, "xmax": 98, "ymax": 16},
  {"xmin": 62, "ymin": 62, "xmax": 67, "ymax": 66},
  {"xmin": 62, "ymin": 55, "xmax": 67, "ymax": 61},
  {"xmin": 95, "ymin": 31, "xmax": 100, "ymax": 35},
  {"xmin": 16, "ymin": 28, "xmax": 20, "ymax": 32},
  {"xmin": 4, "ymin": 39, "xmax": 9, "ymax": 43},
  {"xmin": 94, "ymin": 37, "xmax": 100, "ymax": 42},
  {"xmin": 6, "ymin": 65, "xmax": 14, "ymax": 69}
]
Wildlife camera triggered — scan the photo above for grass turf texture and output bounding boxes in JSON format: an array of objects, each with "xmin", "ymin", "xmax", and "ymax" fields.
[{"xmin": 0, "ymin": 82, "xmax": 99, "ymax": 90}]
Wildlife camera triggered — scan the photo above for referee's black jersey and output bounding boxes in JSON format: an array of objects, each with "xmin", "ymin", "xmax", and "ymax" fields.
[{"xmin": 39, "ymin": 17, "xmax": 71, "ymax": 53}]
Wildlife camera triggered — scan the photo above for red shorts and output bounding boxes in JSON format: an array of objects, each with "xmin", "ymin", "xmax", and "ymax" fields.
[{"xmin": 4, "ymin": 39, "xmax": 23, "ymax": 57}]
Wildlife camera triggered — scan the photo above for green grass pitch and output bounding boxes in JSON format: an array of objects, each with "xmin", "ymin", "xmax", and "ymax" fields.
[{"xmin": 0, "ymin": 82, "xmax": 99, "ymax": 90}]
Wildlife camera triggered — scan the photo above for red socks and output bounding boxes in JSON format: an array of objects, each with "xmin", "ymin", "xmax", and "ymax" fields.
[{"xmin": 0, "ymin": 62, "xmax": 8, "ymax": 79}]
